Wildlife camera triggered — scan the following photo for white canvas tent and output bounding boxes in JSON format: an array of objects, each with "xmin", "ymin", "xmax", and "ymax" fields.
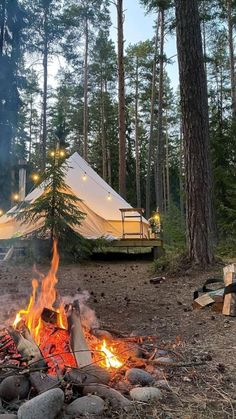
[{"xmin": 0, "ymin": 152, "xmax": 149, "ymax": 240}]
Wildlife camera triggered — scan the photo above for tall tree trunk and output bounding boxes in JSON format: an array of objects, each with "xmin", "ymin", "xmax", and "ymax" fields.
[
  {"xmin": 165, "ymin": 129, "xmax": 170, "ymax": 211},
  {"xmin": 175, "ymin": 0, "xmax": 214, "ymax": 265},
  {"xmin": 0, "ymin": 0, "xmax": 6, "ymax": 56},
  {"xmin": 117, "ymin": 0, "xmax": 126, "ymax": 198},
  {"xmin": 107, "ymin": 147, "xmax": 112, "ymax": 185},
  {"xmin": 42, "ymin": 6, "xmax": 48, "ymax": 170},
  {"xmin": 179, "ymin": 125, "xmax": 184, "ymax": 218},
  {"xmin": 29, "ymin": 96, "xmax": 33, "ymax": 162},
  {"xmin": 100, "ymin": 77, "xmax": 107, "ymax": 180},
  {"xmin": 83, "ymin": 16, "xmax": 89, "ymax": 161},
  {"xmin": 135, "ymin": 56, "xmax": 141, "ymax": 207},
  {"xmin": 226, "ymin": 0, "xmax": 236, "ymax": 119},
  {"xmin": 145, "ymin": 12, "xmax": 160, "ymax": 218},
  {"xmin": 155, "ymin": 7, "xmax": 165, "ymax": 212}
]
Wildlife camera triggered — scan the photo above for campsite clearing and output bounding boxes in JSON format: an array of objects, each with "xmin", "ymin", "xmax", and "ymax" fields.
[{"xmin": 1, "ymin": 258, "xmax": 236, "ymax": 418}]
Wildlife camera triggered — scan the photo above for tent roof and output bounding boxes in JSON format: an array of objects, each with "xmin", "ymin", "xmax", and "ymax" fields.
[{"xmin": 25, "ymin": 152, "xmax": 145, "ymax": 221}]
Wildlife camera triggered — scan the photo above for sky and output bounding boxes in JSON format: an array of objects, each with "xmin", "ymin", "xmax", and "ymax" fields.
[{"xmin": 109, "ymin": 0, "xmax": 179, "ymax": 91}]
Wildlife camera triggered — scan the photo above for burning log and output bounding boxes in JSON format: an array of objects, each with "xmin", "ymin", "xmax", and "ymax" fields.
[
  {"xmin": 41, "ymin": 308, "xmax": 60, "ymax": 325},
  {"xmin": 7, "ymin": 326, "xmax": 46, "ymax": 369},
  {"xmin": 66, "ymin": 365, "xmax": 111, "ymax": 386},
  {"xmin": 67, "ymin": 300, "xmax": 92, "ymax": 368}
]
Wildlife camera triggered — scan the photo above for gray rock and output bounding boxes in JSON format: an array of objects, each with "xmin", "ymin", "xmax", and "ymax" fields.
[
  {"xmin": 0, "ymin": 376, "xmax": 29, "ymax": 402},
  {"xmin": 66, "ymin": 395, "xmax": 104, "ymax": 416},
  {"xmin": 155, "ymin": 379, "xmax": 170, "ymax": 389},
  {"xmin": 83, "ymin": 384, "xmax": 132, "ymax": 410},
  {"xmin": 156, "ymin": 350, "xmax": 168, "ymax": 356},
  {"xmin": 130, "ymin": 387, "xmax": 162, "ymax": 402},
  {"xmin": 125, "ymin": 368, "xmax": 154, "ymax": 386},
  {"xmin": 154, "ymin": 357, "xmax": 174, "ymax": 365},
  {"xmin": 0, "ymin": 415, "xmax": 18, "ymax": 419},
  {"xmin": 18, "ymin": 388, "xmax": 64, "ymax": 419}
]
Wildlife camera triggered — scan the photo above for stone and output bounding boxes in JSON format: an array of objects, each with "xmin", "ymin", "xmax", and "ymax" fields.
[
  {"xmin": 125, "ymin": 368, "xmax": 154, "ymax": 386},
  {"xmin": 0, "ymin": 376, "xmax": 30, "ymax": 402},
  {"xmin": 17, "ymin": 388, "xmax": 64, "ymax": 419},
  {"xmin": 130, "ymin": 387, "xmax": 162, "ymax": 402},
  {"xmin": 154, "ymin": 357, "xmax": 174, "ymax": 365},
  {"xmin": 155, "ymin": 379, "xmax": 169, "ymax": 389},
  {"xmin": 66, "ymin": 395, "xmax": 104, "ymax": 416},
  {"xmin": 83, "ymin": 384, "xmax": 132, "ymax": 410}
]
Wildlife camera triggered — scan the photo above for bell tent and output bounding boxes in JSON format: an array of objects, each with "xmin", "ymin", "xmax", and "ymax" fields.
[{"xmin": 0, "ymin": 152, "xmax": 149, "ymax": 240}]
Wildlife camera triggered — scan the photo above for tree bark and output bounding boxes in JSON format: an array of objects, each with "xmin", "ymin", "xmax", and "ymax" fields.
[
  {"xmin": 117, "ymin": 0, "xmax": 126, "ymax": 198},
  {"xmin": 175, "ymin": 0, "xmax": 214, "ymax": 265},
  {"xmin": 226, "ymin": 0, "xmax": 236, "ymax": 119},
  {"xmin": 145, "ymin": 12, "xmax": 160, "ymax": 218},
  {"xmin": 155, "ymin": 7, "xmax": 165, "ymax": 212},
  {"xmin": 134, "ymin": 56, "xmax": 141, "ymax": 207},
  {"xmin": 42, "ymin": 5, "xmax": 48, "ymax": 170},
  {"xmin": 165, "ymin": 127, "xmax": 170, "ymax": 212},
  {"xmin": 0, "ymin": 0, "xmax": 6, "ymax": 56},
  {"xmin": 101, "ymin": 77, "xmax": 107, "ymax": 180},
  {"xmin": 83, "ymin": 16, "xmax": 89, "ymax": 161},
  {"xmin": 179, "ymin": 125, "xmax": 184, "ymax": 218}
]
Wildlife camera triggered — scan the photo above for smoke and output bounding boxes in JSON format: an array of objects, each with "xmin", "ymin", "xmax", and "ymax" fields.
[{"xmin": 62, "ymin": 291, "xmax": 100, "ymax": 330}]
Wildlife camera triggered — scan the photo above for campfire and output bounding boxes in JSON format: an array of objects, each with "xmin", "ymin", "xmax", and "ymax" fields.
[{"xmin": 0, "ymin": 241, "xmax": 176, "ymax": 417}]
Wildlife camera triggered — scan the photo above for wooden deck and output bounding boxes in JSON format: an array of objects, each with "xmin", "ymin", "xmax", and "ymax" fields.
[
  {"xmin": 111, "ymin": 238, "xmax": 162, "ymax": 248},
  {"xmin": 107, "ymin": 238, "xmax": 164, "ymax": 259}
]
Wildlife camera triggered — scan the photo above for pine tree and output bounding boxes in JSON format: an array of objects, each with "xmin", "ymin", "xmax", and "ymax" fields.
[
  {"xmin": 16, "ymin": 150, "xmax": 85, "ymax": 240},
  {"xmin": 175, "ymin": 0, "xmax": 214, "ymax": 264}
]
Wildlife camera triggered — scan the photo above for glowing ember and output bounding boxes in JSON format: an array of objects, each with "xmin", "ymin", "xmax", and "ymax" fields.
[
  {"xmin": 100, "ymin": 340, "xmax": 123, "ymax": 369},
  {"xmin": 13, "ymin": 241, "xmax": 67, "ymax": 345}
]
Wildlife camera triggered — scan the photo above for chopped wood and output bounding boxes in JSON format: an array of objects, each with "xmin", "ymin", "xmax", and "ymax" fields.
[
  {"xmin": 192, "ymin": 293, "xmax": 215, "ymax": 309},
  {"xmin": 223, "ymin": 267, "xmax": 236, "ymax": 316},
  {"xmin": 67, "ymin": 300, "xmax": 92, "ymax": 368}
]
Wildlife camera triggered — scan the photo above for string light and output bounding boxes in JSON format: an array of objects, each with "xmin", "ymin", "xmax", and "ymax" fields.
[
  {"xmin": 107, "ymin": 192, "xmax": 112, "ymax": 201},
  {"xmin": 50, "ymin": 151, "xmax": 55, "ymax": 157},
  {"xmin": 59, "ymin": 150, "xmax": 65, "ymax": 157},
  {"xmin": 0, "ymin": 209, "xmax": 4, "ymax": 216},
  {"xmin": 32, "ymin": 173, "xmax": 40, "ymax": 182},
  {"xmin": 82, "ymin": 172, "xmax": 87, "ymax": 181},
  {"xmin": 13, "ymin": 193, "xmax": 19, "ymax": 202}
]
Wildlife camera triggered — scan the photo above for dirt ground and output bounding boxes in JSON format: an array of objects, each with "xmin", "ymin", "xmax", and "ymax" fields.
[{"xmin": 0, "ymin": 255, "xmax": 236, "ymax": 418}]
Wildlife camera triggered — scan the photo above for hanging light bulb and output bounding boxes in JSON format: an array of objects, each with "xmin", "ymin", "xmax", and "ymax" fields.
[
  {"xmin": 59, "ymin": 149, "xmax": 65, "ymax": 157},
  {"xmin": 50, "ymin": 150, "xmax": 55, "ymax": 157},
  {"xmin": 13, "ymin": 193, "xmax": 19, "ymax": 202},
  {"xmin": 32, "ymin": 173, "xmax": 40, "ymax": 182},
  {"xmin": 107, "ymin": 192, "xmax": 112, "ymax": 201},
  {"xmin": 82, "ymin": 172, "xmax": 87, "ymax": 181}
]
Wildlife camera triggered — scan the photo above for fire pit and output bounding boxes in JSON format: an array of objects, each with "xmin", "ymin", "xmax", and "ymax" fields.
[{"xmin": 0, "ymin": 241, "xmax": 176, "ymax": 418}]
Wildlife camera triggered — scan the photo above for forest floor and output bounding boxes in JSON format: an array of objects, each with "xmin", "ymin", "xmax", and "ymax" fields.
[{"xmin": 0, "ymin": 255, "xmax": 236, "ymax": 418}]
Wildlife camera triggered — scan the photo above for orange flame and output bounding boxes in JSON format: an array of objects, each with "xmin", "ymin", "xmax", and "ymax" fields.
[
  {"xmin": 100, "ymin": 340, "xmax": 123, "ymax": 369},
  {"xmin": 13, "ymin": 240, "xmax": 67, "ymax": 344}
]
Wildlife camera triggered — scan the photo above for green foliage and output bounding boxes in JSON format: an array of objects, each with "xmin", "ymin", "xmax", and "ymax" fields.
[
  {"xmin": 162, "ymin": 202, "xmax": 185, "ymax": 250},
  {"xmin": 16, "ymin": 153, "xmax": 85, "ymax": 239}
]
